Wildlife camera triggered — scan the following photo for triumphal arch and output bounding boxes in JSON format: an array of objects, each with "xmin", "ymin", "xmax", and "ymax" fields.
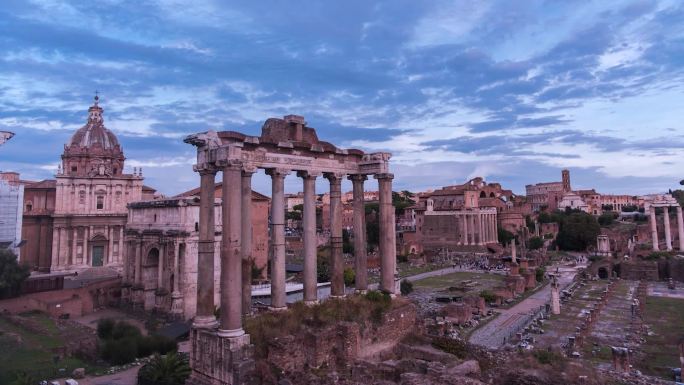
[{"xmin": 184, "ymin": 115, "xmax": 397, "ymax": 384}]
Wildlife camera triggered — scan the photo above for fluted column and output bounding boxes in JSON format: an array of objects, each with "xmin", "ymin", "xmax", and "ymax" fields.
[
  {"xmin": 326, "ymin": 172, "xmax": 345, "ymax": 297},
  {"xmin": 298, "ymin": 171, "xmax": 319, "ymax": 303},
  {"xmin": 172, "ymin": 241, "xmax": 180, "ymax": 294},
  {"xmin": 118, "ymin": 227, "xmax": 124, "ymax": 263},
  {"xmin": 664, "ymin": 206, "xmax": 672, "ymax": 251},
  {"xmin": 267, "ymin": 168, "xmax": 289, "ymax": 309},
  {"xmin": 218, "ymin": 163, "xmax": 243, "ymax": 337},
  {"xmin": 194, "ymin": 168, "xmax": 218, "ymax": 328},
  {"xmin": 677, "ymin": 206, "xmax": 684, "ymax": 251},
  {"xmin": 376, "ymin": 173, "xmax": 397, "ymax": 295},
  {"xmin": 650, "ymin": 209, "xmax": 659, "ymax": 251},
  {"xmin": 476, "ymin": 213, "xmax": 483, "ymax": 245},
  {"xmin": 349, "ymin": 174, "xmax": 368, "ymax": 292},
  {"xmin": 241, "ymin": 168, "xmax": 255, "ymax": 315}
]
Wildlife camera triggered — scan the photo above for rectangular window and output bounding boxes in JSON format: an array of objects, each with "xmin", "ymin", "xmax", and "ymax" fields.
[{"xmin": 97, "ymin": 195, "xmax": 104, "ymax": 210}]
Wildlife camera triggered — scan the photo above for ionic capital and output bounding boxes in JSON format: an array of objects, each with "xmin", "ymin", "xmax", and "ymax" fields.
[
  {"xmin": 242, "ymin": 165, "xmax": 258, "ymax": 176},
  {"xmin": 216, "ymin": 159, "xmax": 242, "ymax": 171},
  {"xmin": 297, "ymin": 170, "xmax": 322, "ymax": 180},
  {"xmin": 374, "ymin": 173, "xmax": 394, "ymax": 181},
  {"xmin": 323, "ymin": 172, "xmax": 346, "ymax": 183},
  {"xmin": 196, "ymin": 164, "xmax": 219, "ymax": 176},
  {"xmin": 265, "ymin": 168, "xmax": 291, "ymax": 178},
  {"xmin": 348, "ymin": 174, "xmax": 368, "ymax": 182}
]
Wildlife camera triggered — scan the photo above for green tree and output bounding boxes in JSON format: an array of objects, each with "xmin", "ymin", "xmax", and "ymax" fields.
[
  {"xmin": 342, "ymin": 229, "xmax": 353, "ymax": 254},
  {"xmin": 556, "ymin": 212, "xmax": 600, "ymax": 251},
  {"xmin": 316, "ymin": 248, "xmax": 331, "ymax": 283},
  {"xmin": 343, "ymin": 268, "xmax": 355, "ymax": 286},
  {"xmin": 400, "ymin": 279, "xmax": 413, "ymax": 295},
  {"xmin": 0, "ymin": 249, "xmax": 30, "ymax": 299},
  {"xmin": 498, "ymin": 227, "xmax": 515, "ymax": 245},
  {"xmin": 392, "ymin": 191, "xmax": 415, "ymax": 216},
  {"xmin": 137, "ymin": 352, "xmax": 191, "ymax": 385},
  {"xmin": 598, "ymin": 212, "xmax": 618, "ymax": 226},
  {"xmin": 528, "ymin": 236, "xmax": 544, "ymax": 250},
  {"xmin": 366, "ymin": 221, "xmax": 379, "ymax": 248}
]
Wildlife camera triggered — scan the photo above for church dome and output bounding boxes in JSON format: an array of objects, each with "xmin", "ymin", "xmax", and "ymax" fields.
[{"xmin": 68, "ymin": 95, "xmax": 120, "ymax": 150}]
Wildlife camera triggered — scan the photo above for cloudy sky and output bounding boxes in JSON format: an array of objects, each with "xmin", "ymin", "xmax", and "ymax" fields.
[{"xmin": 1, "ymin": 0, "xmax": 683, "ymax": 197}]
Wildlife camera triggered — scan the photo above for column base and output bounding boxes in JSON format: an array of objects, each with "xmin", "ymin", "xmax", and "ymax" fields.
[
  {"xmin": 329, "ymin": 294, "xmax": 346, "ymax": 299},
  {"xmin": 217, "ymin": 328, "xmax": 245, "ymax": 338},
  {"xmin": 189, "ymin": 328, "xmax": 254, "ymax": 385},
  {"xmin": 193, "ymin": 315, "xmax": 219, "ymax": 329},
  {"xmin": 303, "ymin": 299, "xmax": 319, "ymax": 306},
  {"xmin": 354, "ymin": 289, "xmax": 368, "ymax": 295},
  {"xmin": 268, "ymin": 306, "xmax": 288, "ymax": 312}
]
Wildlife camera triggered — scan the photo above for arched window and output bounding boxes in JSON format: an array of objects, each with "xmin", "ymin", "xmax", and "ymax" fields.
[
  {"xmin": 25, "ymin": 201, "xmax": 33, "ymax": 212},
  {"xmin": 96, "ymin": 195, "xmax": 104, "ymax": 210},
  {"xmin": 480, "ymin": 191, "xmax": 486, "ymax": 198},
  {"xmin": 489, "ymin": 192, "xmax": 495, "ymax": 198}
]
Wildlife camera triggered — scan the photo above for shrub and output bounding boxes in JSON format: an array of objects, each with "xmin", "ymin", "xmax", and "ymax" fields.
[
  {"xmin": 498, "ymin": 228, "xmax": 515, "ymax": 245},
  {"xmin": 528, "ymin": 236, "xmax": 544, "ymax": 250},
  {"xmin": 479, "ymin": 290, "xmax": 496, "ymax": 303},
  {"xmin": 397, "ymin": 254, "xmax": 409, "ymax": 263},
  {"xmin": 111, "ymin": 321, "xmax": 142, "ymax": 340},
  {"xmin": 137, "ymin": 352, "xmax": 190, "ymax": 385},
  {"xmin": 400, "ymin": 279, "xmax": 413, "ymax": 295},
  {"xmin": 535, "ymin": 267, "xmax": 545, "ymax": 283},
  {"xmin": 432, "ymin": 337, "xmax": 467, "ymax": 358},
  {"xmin": 533, "ymin": 349, "xmax": 565, "ymax": 365},
  {"xmin": 97, "ymin": 318, "xmax": 115, "ymax": 339},
  {"xmin": 365, "ymin": 290, "xmax": 391, "ymax": 304},
  {"xmin": 101, "ymin": 337, "xmax": 138, "ymax": 365},
  {"xmin": 343, "ymin": 268, "xmax": 355, "ymax": 286},
  {"xmin": 138, "ymin": 335, "xmax": 177, "ymax": 357},
  {"xmin": 0, "ymin": 249, "xmax": 30, "ymax": 299}
]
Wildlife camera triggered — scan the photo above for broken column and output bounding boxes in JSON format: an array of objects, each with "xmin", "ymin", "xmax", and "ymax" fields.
[
  {"xmin": 611, "ymin": 347, "xmax": 630, "ymax": 373},
  {"xmin": 551, "ymin": 276, "xmax": 561, "ymax": 315},
  {"xmin": 650, "ymin": 209, "xmax": 659, "ymax": 251}
]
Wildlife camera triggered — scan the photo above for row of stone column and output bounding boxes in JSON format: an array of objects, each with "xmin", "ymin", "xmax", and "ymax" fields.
[
  {"xmin": 649, "ymin": 206, "xmax": 684, "ymax": 251},
  {"xmin": 193, "ymin": 164, "xmax": 397, "ymax": 339},
  {"xmin": 459, "ymin": 212, "xmax": 497, "ymax": 245}
]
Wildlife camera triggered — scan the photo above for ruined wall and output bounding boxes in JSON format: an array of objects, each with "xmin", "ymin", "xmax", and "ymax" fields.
[{"xmin": 267, "ymin": 303, "xmax": 417, "ymax": 373}]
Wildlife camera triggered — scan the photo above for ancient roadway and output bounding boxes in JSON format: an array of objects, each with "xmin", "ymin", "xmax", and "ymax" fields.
[{"xmin": 468, "ymin": 261, "xmax": 586, "ymax": 350}]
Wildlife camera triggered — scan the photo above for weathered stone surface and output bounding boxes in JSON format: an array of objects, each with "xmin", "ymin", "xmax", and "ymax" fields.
[
  {"xmin": 71, "ymin": 368, "xmax": 85, "ymax": 379},
  {"xmin": 446, "ymin": 360, "xmax": 481, "ymax": 377}
]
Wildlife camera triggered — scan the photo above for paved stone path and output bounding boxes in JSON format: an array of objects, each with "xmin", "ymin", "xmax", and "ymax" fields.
[{"xmin": 469, "ymin": 262, "xmax": 586, "ymax": 349}]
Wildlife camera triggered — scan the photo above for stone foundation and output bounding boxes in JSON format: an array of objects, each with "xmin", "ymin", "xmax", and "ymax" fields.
[{"xmin": 188, "ymin": 328, "xmax": 255, "ymax": 385}]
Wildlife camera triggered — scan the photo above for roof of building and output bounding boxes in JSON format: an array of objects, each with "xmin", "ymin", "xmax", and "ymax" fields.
[
  {"xmin": 175, "ymin": 183, "xmax": 270, "ymax": 201},
  {"xmin": 67, "ymin": 96, "xmax": 120, "ymax": 151},
  {"xmin": 20, "ymin": 179, "xmax": 56, "ymax": 189}
]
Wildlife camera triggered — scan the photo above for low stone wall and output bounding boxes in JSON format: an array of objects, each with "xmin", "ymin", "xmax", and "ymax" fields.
[
  {"xmin": 0, "ymin": 277, "xmax": 121, "ymax": 317},
  {"xmin": 267, "ymin": 302, "xmax": 417, "ymax": 373}
]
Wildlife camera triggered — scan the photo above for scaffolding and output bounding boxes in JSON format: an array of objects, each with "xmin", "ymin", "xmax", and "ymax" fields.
[{"xmin": 0, "ymin": 176, "xmax": 23, "ymax": 258}]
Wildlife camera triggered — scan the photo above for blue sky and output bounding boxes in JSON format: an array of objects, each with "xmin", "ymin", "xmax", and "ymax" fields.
[{"xmin": 1, "ymin": 0, "xmax": 683, "ymax": 197}]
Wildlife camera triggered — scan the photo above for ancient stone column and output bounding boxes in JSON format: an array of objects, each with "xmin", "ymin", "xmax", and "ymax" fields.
[
  {"xmin": 326, "ymin": 172, "xmax": 345, "ymax": 297},
  {"xmin": 664, "ymin": 206, "xmax": 673, "ymax": 251},
  {"xmin": 475, "ymin": 212, "xmax": 482, "ymax": 245},
  {"xmin": 218, "ymin": 163, "xmax": 244, "ymax": 337},
  {"xmin": 134, "ymin": 239, "xmax": 142, "ymax": 286},
  {"xmin": 267, "ymin": 168, "xmax": 289, "ymax": 310},
  {"xmin": 376, "ymin": 173, "xmax": 397, "ymax": 295},
  {"xmin": 650, "ymin": 209, "xmax": 659, "ymax": 251},
  {"xmin": 511, "ymin": 240, "xmax": 517, "ymax": 264},
  {"xmin": 194, "ymin": 168, "xmax": 218, "ymax": 328},
  {"xmin": 118, "ymin": 227, "xmax": 124, "ymax": 263},
  {"xmin": 170, "ymin": 240, "xmax": 183, "ymax": 317},
  {"xmin": 241, "ymin": 168, "xmax": 255, "ymax": 315},
  {"xmin": 350, "ymin": 174, "xmax": 368, "ymax": 292},
  {"xmin": 462, "ymin": 214, "xmax": 469, "ymax": 245},
  {"xmin": 551, "ymin": 277, "xmax": 561, "ymax": 315},
  {"xmin": 677, "ymin": 206, "xmax": 684, "ymax": 251},
  {"xmin": 157, "ymin": 242, "xmax": 165, "ymax": 290},
  {"xmin": 299, "ymin": 171, "xmax": 319, "ymax": 303}
]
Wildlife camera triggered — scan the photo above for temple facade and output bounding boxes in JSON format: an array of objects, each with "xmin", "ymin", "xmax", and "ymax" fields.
[{"xmin": 50, "ymin": 96, "xmax": 153, "ymax": 272}]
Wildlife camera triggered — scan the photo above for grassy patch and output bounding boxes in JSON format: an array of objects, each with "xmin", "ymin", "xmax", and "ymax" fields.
[
  {"xmin": 0, "ymin": 313, "xmax": 105, "ymax": 384},
  {"xmin": 636, "ymin": 296, "xmax": 684, "ymax": 379},
  {"xmin": 413, "ymin": 271, "xmax": 504, "ymax": 291}
]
